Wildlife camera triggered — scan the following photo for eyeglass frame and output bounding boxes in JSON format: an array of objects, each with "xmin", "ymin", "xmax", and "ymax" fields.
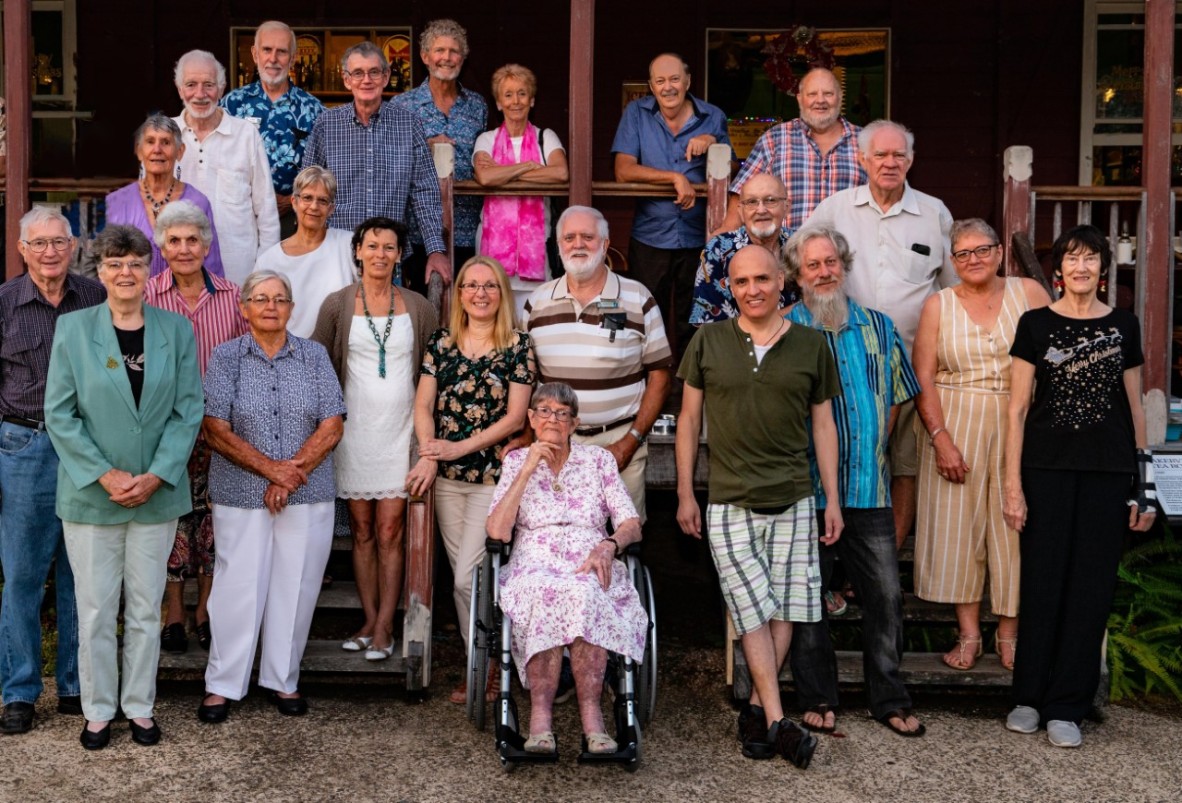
[
  {"xmin": 244, "ymin": 295, "xmax": 294, "ymax": 307},
  {"xmin": 21, "ymin": 237, "xmax": 74, "ymax": 253},
  {"xmin": 738, "ymin": 196, "xmax": 787, "ymax": 210},
  {"xmin": 344, "ymin": 67, "xmax": 389, "ymax": 82},
  {"xmin": 459, "ymin": 282, "xmax": 502, "ymax": 294},
  {"xmin": 951, "ymin": 243, "xmax": 1000, "ymax": 263},
  {"xmin": 530, "ymin": 406, "xmax": 574, "ymax": 422}
]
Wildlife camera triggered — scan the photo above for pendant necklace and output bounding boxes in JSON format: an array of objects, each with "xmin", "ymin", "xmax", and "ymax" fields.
[
  {"xmin": 360, "ymin": 283, "xmax": 396, "ymax": 378},
  {"xmin": 142, "ymin": 177, "xmax": 177, "ymax": 219}
]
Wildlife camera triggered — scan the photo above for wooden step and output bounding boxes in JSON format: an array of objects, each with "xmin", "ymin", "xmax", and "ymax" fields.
[
  {"xmin": 184, "ymin": 581, "xmax": 365, "ymax": 610},
  {"xmin": 826, "ymin": 593, "xmax": 998, "ymax": 625},
  {"xmin": 730, "ymin": 648, "xmax": 1014, "ymax": 691},
  {"xmin": 158, "ymin": 638, "xmax": 411, "ymax": 674}
]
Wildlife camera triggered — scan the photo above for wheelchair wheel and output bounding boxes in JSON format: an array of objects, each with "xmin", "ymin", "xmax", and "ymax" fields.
[{"xmin": 634, "ymin": 564, "xmax": 658, "ymax": 725}]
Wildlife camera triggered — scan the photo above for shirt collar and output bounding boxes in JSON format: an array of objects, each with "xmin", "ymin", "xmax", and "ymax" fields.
[
  {"xmin": 852, "ymin": 181, "xmax": 919, "ymax": 217},
  {"xmin": 15, "ymin": 271, "xmax": 79, "ymax": 307},
  {"xmin": 240, "ymin": 332, "xmax": 298, "ymax": 360},
  {"xmin": 551, "ymin": 270, "xmax": 621, "ymax": 302},
  {"xmin": 350, "ymin": 101, "xmax": 385, "ymax": 126}
]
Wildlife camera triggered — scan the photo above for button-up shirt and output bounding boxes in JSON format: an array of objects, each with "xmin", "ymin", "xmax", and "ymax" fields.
[
  {"xmin": 144, "ymin": 268, "xmax": 248, "ymax": 375},
  {"xmin": 0, "ymin": 272, "xmax": 105, "ymax": 420},
  {"xmin": 221, "ymin": 81, "xmax": 325, "ymax": 196},
  {"xmin": 731, "ymin": 117, "xmax": 866, "ymax": 230},
  {"xmin": 806, "ymin": 182, "xmax": 956, "ymax": 352},
  {"xmin": 611, "ymin": 94, "xmax": 732, "ymax": 249},
  {"xmin": 302, "ymin": 101, "xmax": 445, "ymax": 257},
  {"xmin": 203, "ymin": 333, "xmax": 345, "ymax": 508},
  {"xmin": 787, "ymin": 298, "xmax": 920, "ymax": 509},
  {"xmin": 173, "ymin": 111, "xmax": 281, "ymax": 285},
  {"xmin": 390, "ymin": 80, "xmax": 486, "ymax": 248},
  {"xmin": 690, "ymin": 225, "xmax": 797, "ymax": 325}
]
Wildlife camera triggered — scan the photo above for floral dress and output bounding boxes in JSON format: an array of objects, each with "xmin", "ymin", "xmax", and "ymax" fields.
[{"xmin": 491, "ymin": 444, "xmax": 649, "ymax": 685}]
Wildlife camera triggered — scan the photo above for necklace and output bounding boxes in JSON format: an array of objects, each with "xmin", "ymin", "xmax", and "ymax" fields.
[
  {"xmin": 747, "ymin": 318, "xmax": 785, "ymax": 347},
  {"xmin": 360, "ymin": 283, "xmax": 397, "ymax": 378},
  {"xmin": 142, "ymin": 177, "xmax": 177, "ymax": 218}
]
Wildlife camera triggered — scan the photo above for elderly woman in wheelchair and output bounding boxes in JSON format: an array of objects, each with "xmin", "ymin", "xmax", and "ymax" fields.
[{"xmin": 486, "ymin": 382, "xmax": 649, "ymax": 756}]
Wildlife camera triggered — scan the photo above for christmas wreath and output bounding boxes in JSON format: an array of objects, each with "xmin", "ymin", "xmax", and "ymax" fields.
[{"xmin": 762, "ymin": 26, "xmax": 836, "ymax": 95}]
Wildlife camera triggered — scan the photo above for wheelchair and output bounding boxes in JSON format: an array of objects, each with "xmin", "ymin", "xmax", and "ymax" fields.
[{"xmin": 465, "ymin": 537, "xmax": 658, "ymax": 771}]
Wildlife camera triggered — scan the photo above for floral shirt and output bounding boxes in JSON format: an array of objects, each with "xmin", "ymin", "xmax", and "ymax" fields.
[
  {"xmin": 690, "ymin": 225, "xmax": 798, "ymax": 325},
  {"xmin": 420, "ymin": 328, "xmax": 534, "ymax": 484},
  {"xmin": 221, "ymin": 82, "xmax": 325, "ymax": 196}
]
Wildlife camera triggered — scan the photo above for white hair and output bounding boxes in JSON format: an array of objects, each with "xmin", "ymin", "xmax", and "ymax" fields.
[
  {"xmin": 857, "ymin": 119, "xmax": 915, "ymax": 159},
  {"xmin": 174, "ymin": 50, "xmax": 227, "ymax": 92}
]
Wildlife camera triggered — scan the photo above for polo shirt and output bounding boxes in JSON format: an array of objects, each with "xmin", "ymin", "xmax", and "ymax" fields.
[
  {"xmin": 221, "ymin": 81, "xmax": 325, "ymax": 196},
  {"xmin": 522, "ymin": 271, "xmax": 673, "ymax": 427},
  {"xmin": 787, "ymin": 298, "xmax": 920, "ymax": 509}
]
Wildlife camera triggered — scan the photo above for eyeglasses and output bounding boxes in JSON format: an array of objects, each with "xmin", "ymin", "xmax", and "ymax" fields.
[
  {"xmin": 100, "ymin": 259, "xmax": 148, "ymax": 273},
  {"xmin": 295, "ymin": 194, "xmax": 332, "ymax": 207},
  {"xmin": 345, "ymin": 67, "xmax": 388, "ymax": 82},
  {"xmin": 22, "ymin": 237, "xmax": 72, "ymax": 253},
  {"xmin": 738, "ymin": 197, "xmax": 786, "ymax": 210},
  {"xmin": 951, "ymin": 244, "xmax": 999, "ymax": 263},
  {"xmin": 246, "ymin": 295, "xmax": 293, "ymax": 306},
  {"xmin": 459, "ymin": 282, "xmax": 501, "ymax": 294},
  {"xmin": 532, "ymin": 407, "xmax": 573, "ymax": 422}
]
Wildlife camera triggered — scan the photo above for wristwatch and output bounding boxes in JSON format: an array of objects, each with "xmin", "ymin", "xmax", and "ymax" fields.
[{"xmin": 627, "ymin": 427, "xmax": 646, "ymax": 445}]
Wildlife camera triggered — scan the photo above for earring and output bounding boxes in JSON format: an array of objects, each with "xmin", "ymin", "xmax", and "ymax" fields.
[
  {"xmin": 175, "ymin": 162, "xmax": 182, "ymax": 181},
  {"xmin": 1052, "ymin": 269, "xmax": 1064, "ymax": 295},
  {"xmin": 1099, "ymin": 276, "xmax": 1108, "ymax": 297},
  {"xmin": 138, "ymin": 163, "xmax": 145, "ymax": 181}
]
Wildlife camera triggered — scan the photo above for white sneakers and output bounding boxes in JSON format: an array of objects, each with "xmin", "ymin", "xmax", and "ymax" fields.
[{"xmin": 1006, "ymin": 706, "xmax": 1083, "ymax": 747}]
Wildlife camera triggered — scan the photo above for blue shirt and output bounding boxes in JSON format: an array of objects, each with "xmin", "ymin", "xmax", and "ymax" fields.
[
  {"xmin": 391, "ymin": 80, "xmax": 487, "ymax": 248},
  {"xmin": 690, "ymin": 225, "xmax": 797, "ymax": 325},
  {"xmin": 611, "ymin": 94, "xmax": 731, "ymax": 249},
  {"xmin": 203, "ymin": 333, "xmax": 346, "ymax": 508},
  {"xmin": 221, "ymin": 82, "xmax": 325, "ymax": 196},
  {"xmin": 302, "ymin": 101, "xmax": 445, "ymax": 256},
  {"xmin": 787, "ymin": 298, "xmax": 920, "ymax": 509}
]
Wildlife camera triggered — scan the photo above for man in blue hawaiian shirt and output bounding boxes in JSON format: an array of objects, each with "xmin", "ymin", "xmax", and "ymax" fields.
[
  {"xmin": 690, "ymin": 173, "xmax": 796, "ymax": 326},
  {"xmin": 222, "ymin": 21, "xmax": 324, "ymax": 237}
]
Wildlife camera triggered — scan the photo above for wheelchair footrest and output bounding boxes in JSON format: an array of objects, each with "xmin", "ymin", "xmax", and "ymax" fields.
[
  {"xmin": 575, "ymin": 737, "xmax": 639, "ymax": 765},
  {"xmin": 497, "ymin": 725, "xmax": 560, "ymax": 764}
]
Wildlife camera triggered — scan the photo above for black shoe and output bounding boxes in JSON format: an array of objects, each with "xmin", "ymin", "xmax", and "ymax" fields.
[
  {"xmin": 195, "ymin": 620, "xmax": 212, "ymax": 651},
  {"xmin": 161, "ymin": 623, "xmax": 189, "ymax": 653},
  {"xmin": 197, "ymin": 695, "xmax": 230, "ymax": 724},
  {"xmin": 769, "ymin": 718, "xmax": 818, "ymax": 769},
  {"xmin": 0, "ymin": 702, "xmax": 35, "ymax": 734},
  {"xmin": 57, "ymin": 696, "xmax": 83, "ymax": 716},
  {"xmin": 737, "ymin": 703, "xmax": 765, "ymax": 743},
  {"xmin": 270, "ymin": 691, "xmax": 308, "ymax": 717},
  {"xmin": 129, "ymin": 718, "xmax": 161, "ymax": 746},
  {"xmin": 79, "ymin": 721, "xmax": 111, "ymax": 750}
]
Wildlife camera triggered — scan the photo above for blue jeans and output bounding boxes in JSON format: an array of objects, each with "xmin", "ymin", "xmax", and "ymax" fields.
[
  {"xmin": 0, "ymin": 423, "xmax": 79, "ymax": 704},
  {"xmin": 789, "ymin": 507, "xmax": 911, "ymax": 719}
]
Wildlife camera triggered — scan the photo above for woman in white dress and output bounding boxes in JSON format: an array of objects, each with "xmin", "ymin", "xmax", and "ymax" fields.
[
  {"xmin": 311, "ymin": 218, "xmax": 437, "ymax": 661},
  {"xmin": 255, "ymin": 166, "xmax": 356, "ymax": 337}
]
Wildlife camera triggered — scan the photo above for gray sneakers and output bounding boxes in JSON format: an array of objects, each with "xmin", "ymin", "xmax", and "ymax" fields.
[
  {"xmin": 1046, "ymin": 719, "xmax": 1082, "ymax": 748},
  {"xmin": 1005, "ymin": 705, "xmax": 1039, "ymax": 734}
]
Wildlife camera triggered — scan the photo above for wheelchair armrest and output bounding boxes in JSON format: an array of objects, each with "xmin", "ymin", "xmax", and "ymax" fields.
[
  {"xmin": 623, "ymin": 542, "xmax": 642, "ymax": 557},
  {"xmin": 485, "ymin": 537, "xmax": 510, "ymax": 555}
]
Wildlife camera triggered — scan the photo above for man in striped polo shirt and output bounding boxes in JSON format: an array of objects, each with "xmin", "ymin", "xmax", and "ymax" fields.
[
  {"xmin": 521, "ymin": 206, "xmax": 672, "ymax": 521},
  {"xmin": 783, "ymin": 226, "xmax": 925, "ymax": 738}
]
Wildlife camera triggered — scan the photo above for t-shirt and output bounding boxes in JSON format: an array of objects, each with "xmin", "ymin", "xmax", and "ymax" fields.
[
  {"xmin": 115, "ymin": 326, "xmax": 145, "ymax": 407},
  {"xmin": 1010, "ymin": 306, "xmax": 1143, "ymax": 474},
  {"xmin": 678, "ymin": 319, "xmax": 840, "ymax": 508},
  {"xmin": 253, "ymin": 227, "xmax": 356, "ymax": 338}
]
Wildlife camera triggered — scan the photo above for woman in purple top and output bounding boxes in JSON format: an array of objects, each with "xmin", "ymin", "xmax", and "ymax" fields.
[{"xmin": 105, "ymin": 114, "xmax": 225, "ymax": 279}]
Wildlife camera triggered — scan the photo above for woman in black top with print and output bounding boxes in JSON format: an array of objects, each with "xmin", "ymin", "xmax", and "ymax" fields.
[{"xmin": 1002, "ymin": 225, "xmax": 1156, "ymax": 749}]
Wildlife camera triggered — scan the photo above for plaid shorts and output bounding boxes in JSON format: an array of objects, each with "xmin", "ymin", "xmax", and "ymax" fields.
[{"xmin": 706, "ymin": 498, "xmax": 821, "ymax": 634}]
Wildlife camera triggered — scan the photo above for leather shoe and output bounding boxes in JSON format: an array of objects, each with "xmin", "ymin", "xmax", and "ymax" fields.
[
  {"xmin": 129, "ymin": 718, "xmax": 161, "ymax": 746},
  {"xmin": 161, "ymin": 622, "xmax": 188, "ymax": 653},
  {"xmin": 270, "ymin": 691, "xmax": 308, "ymax": 717},
  {"xmin": 195, "ymin": 620, "xmax": 212, "ymax": 651},
  {"xmin": 57, "ymin": 696, "xmax": 83, "ymax": 716},
  {"xmin": 79, "ymin": 721, "xmax": 111, "ymax": 750},
  {"xmin": 0, "ymin": 701, "xmax": 35, "ymax": 734},
  {"xmin": 197, "ymin": 695, "xmax": 231, "ymax": 724}
]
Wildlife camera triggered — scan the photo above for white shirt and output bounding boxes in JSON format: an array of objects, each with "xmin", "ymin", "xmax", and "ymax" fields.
[
  {"xmin": 174, "ymin": 110, "xmax": 280, "ymax": 285},
  {"xmin": 806, "ymin": 182, "xmax": 956, "ymax": 352},
  {"xmin": 253, "ymin": 227, "xmax": 356, "ymax": 338}
]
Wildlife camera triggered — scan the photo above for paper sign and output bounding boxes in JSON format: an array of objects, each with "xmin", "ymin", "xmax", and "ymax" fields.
[{"xmin": 1151, "ymin": 454, "xmax": 1182, "ymax": 516}]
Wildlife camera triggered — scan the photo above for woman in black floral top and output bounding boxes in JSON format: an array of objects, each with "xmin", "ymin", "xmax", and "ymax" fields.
[{"xmin": 405, "ymin": 255, "xmax": 535, "ymax": 704}]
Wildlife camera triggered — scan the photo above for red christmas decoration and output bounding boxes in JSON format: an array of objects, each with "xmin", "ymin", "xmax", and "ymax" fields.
[{"xmin": 762, "ymin": 26, "xmax": 837, "ymax": 96}]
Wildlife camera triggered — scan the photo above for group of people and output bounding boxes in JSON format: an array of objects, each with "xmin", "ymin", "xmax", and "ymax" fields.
[{"xmin": 0, "ymin": 16, "xmax": 1156, "ymax": 768}]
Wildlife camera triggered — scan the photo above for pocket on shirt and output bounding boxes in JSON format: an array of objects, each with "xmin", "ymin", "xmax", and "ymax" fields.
[
  {"xmin": 216, "ymin": 168, "xmax": 251, "ymax": 207},
  {"xmin": 900, "ymin": 249, "xmax": 937, "ymax": 285},
  {"xmin": 0, "ymin": 330, "xmax": 42, "ymax": 368}
]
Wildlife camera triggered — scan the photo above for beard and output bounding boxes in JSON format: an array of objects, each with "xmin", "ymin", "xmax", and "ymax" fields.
[
  {"xmin": 802, "ymin": 283, "xmax": 848, "ymax": 328},
  {"xmin": 260, "ymin": 67, "xmax": 289, "ymax": 89},
  {"xmin": 185, "ymin": 99, "xmax": 218, "ymax": 120},
  {"xmin": 800, "ymin": 104, "xmax": 840, "ymax": 132},
  {"xmin": 746, "ymin": 220, "xmax": 780, "ymax": 240},
  {"xmin": 561, "ymin": 243, "xmax": 607, "ymax": 280}
]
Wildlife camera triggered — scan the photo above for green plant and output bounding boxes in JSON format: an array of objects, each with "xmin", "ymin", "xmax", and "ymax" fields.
[{"xmin": 1107, "ymin": 531, "xmax": 1182, "ymax": 702}]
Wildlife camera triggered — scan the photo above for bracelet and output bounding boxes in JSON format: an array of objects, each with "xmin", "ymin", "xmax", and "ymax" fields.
[
  {"xmin": 929, "ymin": 427, "xmax": 947, "ymax": 443},
  {"xmin": 627, "ymin": 427, "xmax": 646, "ymax": 445},
  {"xmin": 602, "ymin": 536, "xmax": 621, "ymax": 557}
]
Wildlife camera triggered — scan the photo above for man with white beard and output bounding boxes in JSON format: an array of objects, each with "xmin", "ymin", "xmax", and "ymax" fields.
[
  {"xmin": 173, "ymin": 50, "xmax": 279, "ymax": 284},
  {"xmin": 521, "ymin": 206, "xmax": 673, "ymax": 519},
  {"xmin": 691, "ymin": 173, "xmax": 797, "ymax": 325},
  {"xmin": 782, "ymin": 226, "xmax": 925, "ymax": 738},
  {"xmin": 222, "ymin": 21, "xmax": 324, "ymax": 238}
]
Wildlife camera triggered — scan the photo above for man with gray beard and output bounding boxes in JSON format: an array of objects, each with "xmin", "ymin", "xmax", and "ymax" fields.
[
  {"xmin": 521, "ymin": 206, "xmax": 673, "ymax": 519},
  {"xmin": 783, "ymin": 226, "xmax": 925, "ymax": 738}
]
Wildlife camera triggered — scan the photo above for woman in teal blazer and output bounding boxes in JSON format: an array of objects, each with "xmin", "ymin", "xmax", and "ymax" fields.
[{"xmin": 45, "ymin": 225, "xmax": 203, "ymax": 750}]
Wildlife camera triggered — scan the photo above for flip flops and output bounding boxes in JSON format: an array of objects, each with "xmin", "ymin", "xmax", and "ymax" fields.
[{"xmin": 876, "ymin": 708, "xmax": 926, "ymax": 738}]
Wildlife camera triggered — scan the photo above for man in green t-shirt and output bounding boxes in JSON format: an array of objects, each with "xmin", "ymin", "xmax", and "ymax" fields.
[{"xmin": 676, "ymin": 245, "xmax": 843, "ymax": 768}]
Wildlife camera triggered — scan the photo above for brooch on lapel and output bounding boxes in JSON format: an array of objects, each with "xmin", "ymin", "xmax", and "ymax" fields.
[{"xmin": 106, "ymin": 356, "xmax": 119, "ymax": 369}]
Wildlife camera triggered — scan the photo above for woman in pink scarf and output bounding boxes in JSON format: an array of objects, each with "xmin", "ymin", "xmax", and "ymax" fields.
[{"xmin": 473, "ymin": 64, "xmax": 568, "ymax": 322}]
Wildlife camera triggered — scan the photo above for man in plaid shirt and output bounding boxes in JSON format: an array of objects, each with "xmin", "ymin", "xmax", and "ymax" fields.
[{"xmin": 718, "ymin": 68, "xmax": 865, "ymax": 235}]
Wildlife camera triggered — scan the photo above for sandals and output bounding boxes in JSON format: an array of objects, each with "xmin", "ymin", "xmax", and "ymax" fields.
[
  {"xmin": 585, "ymin": 731, "xmax": 618, "ymax": 754},
  {"xmin": 801, "ymin": 703, "xmax": 837, "ymax": 734},
  {"xmin": 995, "ymin": 633, "xmax": 1017, "ymax": 671},
  {"xmin": 450, "ymin": 662, "xmax": 502, "ymax": 704},
  {"xmin": 823, "ymin": 590, "xmax": 848, "ymax": 617},
  {"xmin": 943, "ymin": 634, "xmax": 983, "ymax": 670},
  {"xmin": 341, "ymin": 635, "xmax": 373, "ymax": 652},
  {"xmin": 876, "ymin": 708, "xmax": 926, "ymax": 738},
  {"xmin": 524, "ymin": 731, "xmax": 556, "ymax": 753}
]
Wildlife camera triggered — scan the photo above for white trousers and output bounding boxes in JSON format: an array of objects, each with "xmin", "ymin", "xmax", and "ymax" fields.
[
  {"xmin": 62, "ymin": 518, "xmax": 176, "ymax": 721},
  {"xmin": 204, "ymin": 502, "xmax": 334, "ymax": 698},
  {"xmin": 434, "ymin": 477, "xmax": 494, "ymax": 652}
]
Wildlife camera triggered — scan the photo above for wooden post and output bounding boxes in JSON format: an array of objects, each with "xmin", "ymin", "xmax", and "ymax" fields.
[
  {"xmin": 4, "ymin": 0, "xmax": 32, "ymax": 279},
  {"xmin": 1141, "ymin": 0, "xmax": 1174, "ymax": 443},
  {"xmin": 1001, "ymin": 146, "xmax": 1033, "ymax": 277},
  {"xmin": 706, "ymin": 143, "xmax": 730, "ymax": 237},
  {"xmin": 568, "ymin": 0, "xmax": 594, "ymax": 206}
]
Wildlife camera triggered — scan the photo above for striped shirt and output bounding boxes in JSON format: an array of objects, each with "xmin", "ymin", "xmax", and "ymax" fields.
[
  {"xmin": 144, "ymin": 268, "xmax": 248, "ymax": 375},
  {"xmin": 731, "ymin": 117, "xmax": 866, "ymax": 231},
  {"xmin": 787, "ymin": 298, "xmax": 920, "ymax": 509},
  {"xmin": 522, "ymin": 271, "xmax": 673, "ymax": 427}
]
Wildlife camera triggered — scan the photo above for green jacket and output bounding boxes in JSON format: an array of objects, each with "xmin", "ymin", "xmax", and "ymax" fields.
[{"xmin": 45, "ymin": 303, "xmax": 203, "ymax": 524}]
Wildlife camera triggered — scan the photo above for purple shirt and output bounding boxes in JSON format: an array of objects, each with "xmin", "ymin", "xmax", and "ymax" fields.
[{"xmin": 104, "ymin": 182, "xmax": 225, "ymax": 279}]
